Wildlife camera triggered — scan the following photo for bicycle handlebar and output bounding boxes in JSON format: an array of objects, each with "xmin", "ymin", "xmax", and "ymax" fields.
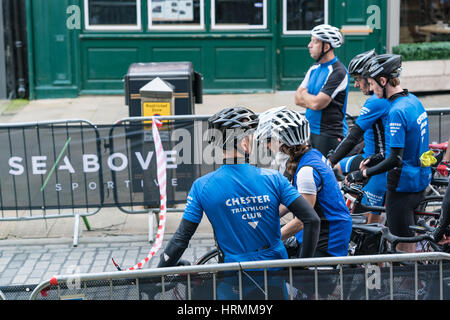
[{"xmin": 380, "ymin": 225, "xmax": 435, "ymax": 247}]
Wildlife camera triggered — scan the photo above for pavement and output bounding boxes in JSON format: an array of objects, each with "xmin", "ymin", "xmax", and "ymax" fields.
[{"xmin": 0, "ymin": 90, "xmax": 449, "ymax": 300}]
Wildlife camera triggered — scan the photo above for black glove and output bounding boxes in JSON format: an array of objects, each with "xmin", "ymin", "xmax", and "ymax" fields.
[
  {"xmin": 326, "ymin": 149, "xmax": 336, "ymax": 165},
  {"xmin": 346, "ymin": 170, "xmax": 365, "ymax": 183},
  {"xmin": 364, "ymin": 153, "xmax": 385, "ymax": 168},
  {"xmin": 431, "ymin": 225, "xmax": 447, "ymax": 243}
]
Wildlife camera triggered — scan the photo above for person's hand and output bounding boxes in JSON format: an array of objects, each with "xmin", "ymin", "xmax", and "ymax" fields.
[
  {"xmin": 437, "ymin": 160, "xmax": 450, "ymax": 177},
  {"xmin": 359, "ymin": 158, "xmax": 370, "ymax": 171},
  {"xmin": 326, "ymin": 149, "xmax": 335, "ymax": 167},
  {"xmin": 431, "ymin": 225, "xmax": 450, "ymax": 245},
  {"xmin": 360, "ymin": 153, "xmax": 385, "ymax": 171},
  {"xmin": 345, "ymin": 170, "xmax": 365, "ymax": 185},
  {"xmin": 438, "ymin": 234, "xmax": 450, "ymax": 245}
]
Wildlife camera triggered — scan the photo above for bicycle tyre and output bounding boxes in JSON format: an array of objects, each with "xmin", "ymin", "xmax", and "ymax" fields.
[{"xmin": 196, "ymin": 249, "xmax": 221, "ymax": 265}]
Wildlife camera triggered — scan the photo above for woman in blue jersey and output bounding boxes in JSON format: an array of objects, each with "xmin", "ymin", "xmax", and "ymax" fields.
[
  {"xmin": 255, "ymin": 107, "xmax": 352, "ymax": 258},
  {"xmin": 346, "ymin": 54, "xmax": 432, "ymax": 254},
  {"xmin": 327, "ymin": 49, "xmax": 391, "ymax": 224},
  {"xmin": 157, "ymin": 107, "xmax": 320, "ymax": 300}
]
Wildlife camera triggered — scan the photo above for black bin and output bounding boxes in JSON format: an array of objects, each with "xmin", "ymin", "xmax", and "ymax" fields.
[{"xmin": 124, "ymin": 61, "xmax": 203, "ymax": 117}]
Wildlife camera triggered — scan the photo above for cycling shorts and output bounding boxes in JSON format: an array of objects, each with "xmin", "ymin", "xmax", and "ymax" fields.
[
  {"xmin": 339, "ymin": 154, "xmax": 364, "ymax": 174},
  {"xmin": 339, "ymin": 155, "xmax": 386, "ymax": 215},
  {"xmin": 310, "ymin": 132, "xmax": 341, "ymax": 157},
  {"xmin": 385, "ymin": 190, "xmax": 424, "ymax": 237}
]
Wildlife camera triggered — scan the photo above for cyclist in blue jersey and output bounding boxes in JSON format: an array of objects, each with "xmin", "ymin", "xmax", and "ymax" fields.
[
  {"xmin": 255, "ymin": 107, "xmax": 352, "ymax": 258},
  {"xmin": 327, "ymin": 49, "xmax": 391, "ymax": 224},
  {"xmin": 346, "ymin": 54, "xmax": 432, "ymax": 253},
  {"xmin": 157, "ymin": 107, "xmax": 320, "ymax": 300},
  {"xmin": 295, "ymin": 24, "xmax": 349, "ymax": 157}
]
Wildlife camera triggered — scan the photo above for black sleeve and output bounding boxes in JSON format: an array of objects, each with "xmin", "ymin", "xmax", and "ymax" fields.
[
  {"xmin": 366, "ymin": 147, "xmax": 404, "ymax": 178},
  {"xmin": 157, "ymin": 218, "xmax": 199, "ymax": 268},
  {"xmin": 328, "ymin": 124, "xmax": 364, "ymax": 165},
  {"xmin": 287, "ymin": 196, "xmax": 320, "ymax": 258}
]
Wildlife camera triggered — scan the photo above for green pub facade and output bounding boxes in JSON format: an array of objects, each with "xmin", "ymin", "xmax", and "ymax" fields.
[{"xmin": 26, "ymin": 0, "xmax": 388, "ymax": 100}]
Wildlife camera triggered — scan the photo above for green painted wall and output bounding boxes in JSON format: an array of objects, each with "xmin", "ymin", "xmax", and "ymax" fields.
[{"xmin": 27, "ymin": 0, "xmax": 387, "ymax": 99}]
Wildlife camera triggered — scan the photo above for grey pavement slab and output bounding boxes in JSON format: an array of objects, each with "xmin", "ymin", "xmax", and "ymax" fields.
[{"xmin": 0, "ymin": 233, "xmax": 215, "ymax": 300}]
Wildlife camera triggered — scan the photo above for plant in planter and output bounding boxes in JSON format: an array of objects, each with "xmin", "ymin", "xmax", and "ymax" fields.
[{"xmin": 392, "ymin": 42, "xmax": 450, "ymax": 92}]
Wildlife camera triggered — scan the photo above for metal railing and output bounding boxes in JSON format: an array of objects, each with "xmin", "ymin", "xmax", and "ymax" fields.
[
  {"xmin": 30, "ymin": 252, "xmax": 450, "ymax": 300},
  {"xmin": 0, "ymin": 108, "xmax": 448, "ymax": 247},
  {"xmin": 0, "ymin": 119, "xmax": 102, "ymax": 246}
]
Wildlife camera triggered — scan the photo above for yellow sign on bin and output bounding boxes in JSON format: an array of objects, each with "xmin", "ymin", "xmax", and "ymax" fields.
[{"xmin": 142, "ymin": 101, "xmax": 171, "ymax": 129}]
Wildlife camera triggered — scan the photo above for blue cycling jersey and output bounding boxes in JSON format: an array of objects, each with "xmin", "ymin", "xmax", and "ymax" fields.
[
  {"xmin": 182, "ymin": 163, "xmax": 300, "ymax": 263},
  {"xmin": 388, "ymin": 90, "xmax": 432, "ymax": 192},
  {"xmin": 355, "ymin": 94, "xmax": 391, "ymax": 157},
  {"xmin": 301, "ymin": 56, "xmax": 349, "ymax": 138},
  {"xmin": 293, "ymin": 149, "xmax": 352, "ymax": 256}
]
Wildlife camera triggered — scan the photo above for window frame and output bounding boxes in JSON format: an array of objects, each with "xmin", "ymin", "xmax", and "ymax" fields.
[
  {"xmin": 147, "ymin": 0, "xmax": 205, "ymax": 31},
  {"xmin": 84, "ymin": 0, "xmax": 142, "ymax": 31},
  {"xmin": 210, "ymin": 0, "xmax": 268, "ymax": 30},
  {"xmin": 282, "ymin": 0, "xmax": 328, "ymax": 35}
]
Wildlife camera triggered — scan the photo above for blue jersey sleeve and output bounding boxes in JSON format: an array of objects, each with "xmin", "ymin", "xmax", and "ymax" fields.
[
  {"xmin": 389, "ymin": 108, "xmax": 407, "ymax": 148},
  {"xmin": 182, "ymin": 180, "xmax": 204, "ymax": 224},
  {"xmin": 355, "ymin": 97, "xmax": 387, "ymax": 132},
  {"xmin": 277, "ymin": 173, "xmax": 301, "ymax": 207}
]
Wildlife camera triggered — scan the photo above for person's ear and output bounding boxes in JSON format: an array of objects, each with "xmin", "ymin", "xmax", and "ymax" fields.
[{"xmin": 239, "ymin": 136, "xmax": 251, "ymax": 154}]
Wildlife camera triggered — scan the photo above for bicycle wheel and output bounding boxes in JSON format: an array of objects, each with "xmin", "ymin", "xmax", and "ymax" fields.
[{"xmin": 196, "ymin": 249, "xmax": 222, "ymax": 265}]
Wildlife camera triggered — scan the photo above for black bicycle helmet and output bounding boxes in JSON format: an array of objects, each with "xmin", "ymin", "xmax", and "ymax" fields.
[
  {"xmin": 362, "ymin": 54, "xmax": 402, "ymax": 80},
  {"xmin": 348, "ymin": 49, "xmax": 377, "ymax": 76},
  {"xmin": 207, "ymin": 107, "xmax": 259, "ymax": 149}
]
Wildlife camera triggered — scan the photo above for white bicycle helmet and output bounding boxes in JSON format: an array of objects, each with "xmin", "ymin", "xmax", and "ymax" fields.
[
  {"xmin": 255, "ymin": 107, "xmax": 310, "ymax": 147},
  {"xmin": 311, "ymin": 24, "xmax": 344, "ymax": 49}
]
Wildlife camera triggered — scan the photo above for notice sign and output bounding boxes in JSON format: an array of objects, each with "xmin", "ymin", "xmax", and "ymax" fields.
[
  {"xmin": 142, "ymin": 101, "xmax": 171, "ymax": 128},
  {"xmin": 143, "ymin": 102, "xmax": 171, "ymax": 118}
]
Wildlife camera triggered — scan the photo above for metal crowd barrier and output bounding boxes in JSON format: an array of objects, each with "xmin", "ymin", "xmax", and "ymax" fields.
[
  {"xmin": 30, "ymin": 252, "xmax": 450, "ymax": 300},
  {"xmin": 0, "ymin": 108, "xmax": 448, "ymax": 247},
  {"xmin": 426, "ymin": 108, "xmax": 450, "ymax": 143},
  {"xmin": 0, "ymin": 119, "xmax": 102, "ymax": 247}
]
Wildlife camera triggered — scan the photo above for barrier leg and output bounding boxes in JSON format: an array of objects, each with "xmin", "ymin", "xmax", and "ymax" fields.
[
  {"xmin": 82, "ymin": 216, "xmax": 91, "ymax": 231},
  {"xmin": 73, "ymin": 213, "xmax": 80, "ymax": 247},
  {"xmin": 148, "ymin": 210, "xmax": 154, "ymax": 243}
]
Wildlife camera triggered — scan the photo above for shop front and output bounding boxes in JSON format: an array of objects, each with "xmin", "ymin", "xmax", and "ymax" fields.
[{"xmin": 26, "ymin": 0, "xmax": 387, "ymax": 99}]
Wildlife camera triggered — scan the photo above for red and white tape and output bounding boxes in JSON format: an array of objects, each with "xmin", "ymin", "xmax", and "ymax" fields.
[
  {"xmin": 44, "ymin": 118, "xmax": 168, "ymax": 294},
  {"xmin": 110, "ymin": 117, "xmax": 168, "ymax": 271},
  {"xmin": 128, "ymin": 116, "xmax": 167, "ymax": 270}
]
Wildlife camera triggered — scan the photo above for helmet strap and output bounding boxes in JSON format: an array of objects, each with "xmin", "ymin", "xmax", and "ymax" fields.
[
  {"xmin": 316, "ymin": 42, "xmax": 333, "ymax": 63},
  {"xmin": 374, "ymin": 78, "xmax": 387, "ymax": 98}
]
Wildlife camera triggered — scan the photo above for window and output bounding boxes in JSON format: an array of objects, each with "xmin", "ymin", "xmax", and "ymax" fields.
[
  {"xmin": 400, "ymin": 0, "xmax": 449, "ymax": 43},
  {"xmin": 283, "ymin": 0, "xmax": 328, "ymax": 35},
  {"xmin": 211, "ymin": 0, "xmax": 267, "ymax": 30},
  {"xmin": 148, "ymin": 0, "xmax": 204, "ymax": 30},
  {"xmin": 84, "ymin": 0, "xmax": 142, "ymax": 30}
]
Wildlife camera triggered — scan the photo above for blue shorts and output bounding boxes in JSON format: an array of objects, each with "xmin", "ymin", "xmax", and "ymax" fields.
[
  {"xmin": 361, "ymin": 172, "xmax": 387, "ymax": 215},
  {"xmin": 339, "ymin": 154, "xmax": 364, "ymax": 174},
  {"xmin": 339, "ymin": 155, "xmax": 386, "ymax": 215}
]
